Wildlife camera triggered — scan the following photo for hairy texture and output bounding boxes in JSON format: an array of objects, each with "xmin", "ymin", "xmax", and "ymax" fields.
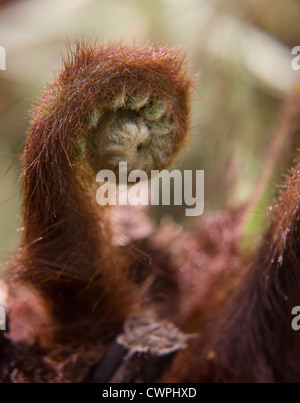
[
  {"xmin": 2, "ymin": 41, "xmax": 300, "ymax": 384},
  {"xmin": 7, "ymin": 42, "xmax": 192, "ymax": 345},
  {"xmin": 162, "ymin": 87, "xmax": 300, "ymax": 383},
  {"xmin": 164, "ymin": 159, "xmax": 300, "ymax": 383}
]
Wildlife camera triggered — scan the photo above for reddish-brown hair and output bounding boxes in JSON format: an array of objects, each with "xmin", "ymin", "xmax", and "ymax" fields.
[
  {"xmin": 8, "ymin": 42, "xmax": 192, "ymax": 344},
  {"xmin": 2, "ymin": 41, "xmax": 300, "ymax": 383}
]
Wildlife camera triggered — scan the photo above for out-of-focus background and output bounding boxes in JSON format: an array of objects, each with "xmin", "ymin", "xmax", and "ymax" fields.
[{"xmin": 0, "ymin": 0, "xmax": 299, "ymax": 268}]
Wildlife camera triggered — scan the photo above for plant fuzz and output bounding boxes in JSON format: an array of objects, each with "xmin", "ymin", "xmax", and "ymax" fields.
[{"xmin": 1, "ymin": 42, "xmax": 300, "ymax": 383}]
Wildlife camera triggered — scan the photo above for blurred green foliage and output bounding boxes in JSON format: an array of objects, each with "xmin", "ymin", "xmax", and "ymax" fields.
[{"xmin": 0, "ymin": 0, "xmax": 299, "ymax": 268}]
